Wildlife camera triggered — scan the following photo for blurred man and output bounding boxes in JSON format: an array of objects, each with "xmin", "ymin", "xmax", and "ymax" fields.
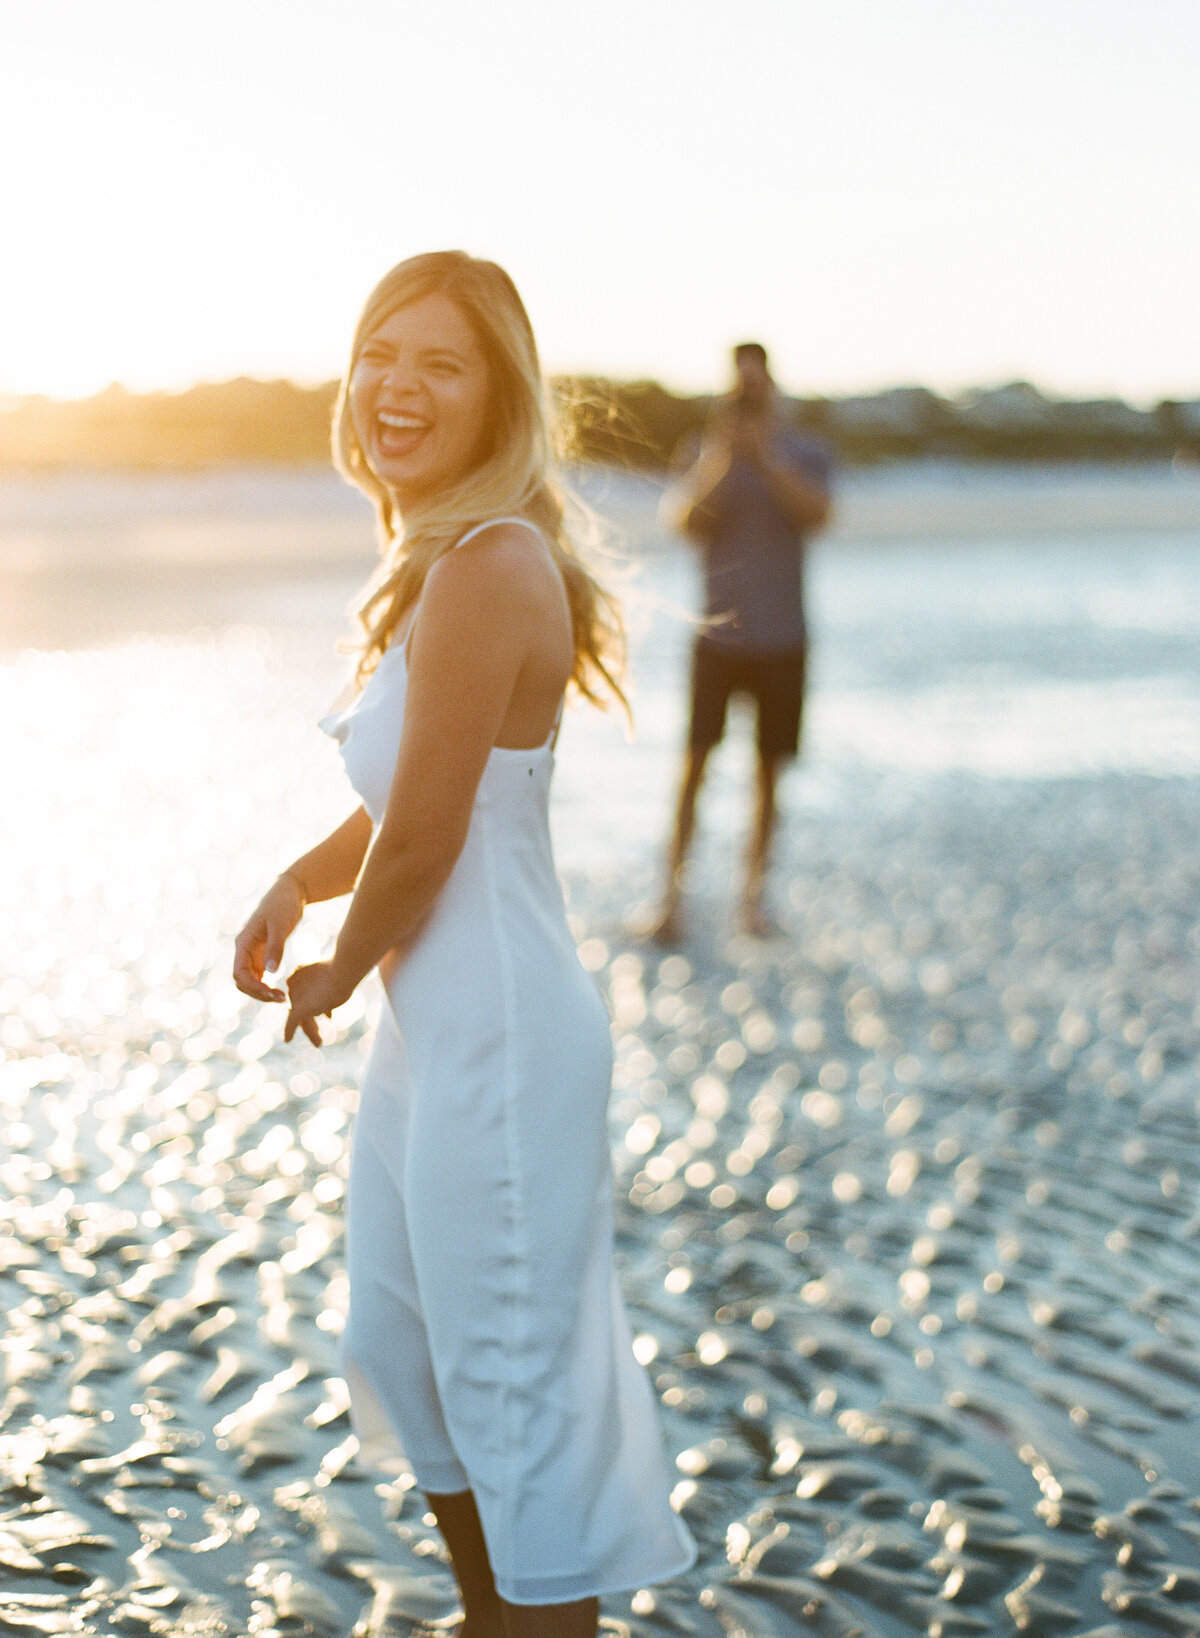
[{"xmin": 652, "ymin": 342, "xmax": 832, "ymax": 940}]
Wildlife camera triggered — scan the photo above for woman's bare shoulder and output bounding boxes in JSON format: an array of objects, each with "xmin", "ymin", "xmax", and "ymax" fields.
[
  {"xmin": 453, "ymin": 518, "xmax": 547, "ymax": 562},
  {"xmin": 419, "ymin": 524, "xmax": 553, "ymax": 638}
]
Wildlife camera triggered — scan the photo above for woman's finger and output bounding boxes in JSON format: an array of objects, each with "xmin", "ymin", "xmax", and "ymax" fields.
[
  {"xmin": 232, "ymin": 964, "xmax": 278, "ymax": 999},
  {"xmin": 233, "ymin": 958, "xmax": 285, "ymax": 1002},
  {"xmin": 233, "ymin": 927, "xmax": 269, "ymax": 980},
  {"xmin": 238, "ymin": 977, "xmax": 287, "ymax": 1002},
  {"xmin": 284, "ymin": 1006, "xmax": 322, "ymax": 1047}
]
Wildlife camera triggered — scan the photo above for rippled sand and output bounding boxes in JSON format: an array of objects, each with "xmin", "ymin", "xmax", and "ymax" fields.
[{"xmin": 2, "ymin": 468, "xmax": 1199, "ymax": 1635}]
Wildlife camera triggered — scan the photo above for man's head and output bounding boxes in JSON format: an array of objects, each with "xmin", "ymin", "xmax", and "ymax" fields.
[{"xmin": 732, "ymin": 341, "xmax": 772, "ymax": 411}]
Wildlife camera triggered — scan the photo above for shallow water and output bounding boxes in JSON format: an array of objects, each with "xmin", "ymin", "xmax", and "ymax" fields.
[{"xmin": 1, "ymin": 465, "xmax": 1199, "ymax": 1636}]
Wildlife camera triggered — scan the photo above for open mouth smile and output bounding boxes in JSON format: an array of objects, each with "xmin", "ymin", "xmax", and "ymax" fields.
[{"xmin": 376, "ymin": 409, "xmax": 431, "ymax": 458}]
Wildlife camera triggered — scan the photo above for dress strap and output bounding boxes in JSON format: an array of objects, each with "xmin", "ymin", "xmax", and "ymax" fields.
[
  {"xmin": 416, "ymin": 515, "xmax": 563, "ymax": 751},
  {"xmin": 454, "ymin": 516, "xmax": 543, "ymax": 550},
  {"xmin": 397, "ymin": 518, "xmax": 543, "ymax": 654}
]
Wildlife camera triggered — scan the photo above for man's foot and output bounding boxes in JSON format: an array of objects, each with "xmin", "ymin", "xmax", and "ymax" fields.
[
  {"xmin": 737, "ymin": 895, "xmax": 780, "ymax": 939},
  {"xmin": 644, "ymin": 899, "xmax": 685, "ymax": 945}
]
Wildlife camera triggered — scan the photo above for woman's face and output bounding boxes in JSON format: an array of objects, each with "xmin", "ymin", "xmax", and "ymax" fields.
[{"xmin": 349, "ymin": 291, "xmax": 493, "ymax": 505}]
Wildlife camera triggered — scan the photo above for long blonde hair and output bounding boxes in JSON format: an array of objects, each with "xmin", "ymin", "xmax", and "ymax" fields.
[{"xmin": 332, "ymin": 250, "xmax": 628, "ymax": 713}]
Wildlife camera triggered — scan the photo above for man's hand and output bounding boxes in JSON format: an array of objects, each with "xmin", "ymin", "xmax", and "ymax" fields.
[{"xmin": 730, "ymin": 409, "xmax": 770, "ymax": 465}]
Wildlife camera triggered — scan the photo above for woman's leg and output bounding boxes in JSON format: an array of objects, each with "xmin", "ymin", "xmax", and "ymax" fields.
[
  {"xmin": 425, "ymin": 1491, "xmax": 600, "ymax": 1637},
  {"xmin": 425, "ymin": 1490, "xmax": 505, "ymax": 1638},
  {"xmin": 499, "ymin": 1596, "xmax": 599, "ymax": 1636}
]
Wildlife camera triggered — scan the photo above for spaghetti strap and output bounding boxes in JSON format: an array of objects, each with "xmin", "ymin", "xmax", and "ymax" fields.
[
  {"xmin": 400, "ymin": 515, "xmax": 564, "ymax": 751},
  {"xmin": 456, "ymin": 514, "xmax": 562, "ymax": 750},
  {"xmin": 454, "ymin": 516, "xmax": 543, "ymax": 550},
  {"xmin": 396, "ymin": 518, "xmax": 542, "ymax": 656}
]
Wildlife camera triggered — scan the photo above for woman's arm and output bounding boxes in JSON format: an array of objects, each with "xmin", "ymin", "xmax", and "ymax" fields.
[
  {"xmin": 283, "ymin": 805, "xmax": 374, "ymax": 905},
  {"xmin": 284, "ymin": 532, "xmax": 543, "ymax": 1041},
  {"xmin": 233, "ymin": 805, "xmax": 372, "ymax": 1006}
]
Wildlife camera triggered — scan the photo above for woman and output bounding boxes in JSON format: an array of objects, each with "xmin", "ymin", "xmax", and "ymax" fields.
[{"xmin": 232, "ymin": 252, "xmax": 695, "ymax": 1638}]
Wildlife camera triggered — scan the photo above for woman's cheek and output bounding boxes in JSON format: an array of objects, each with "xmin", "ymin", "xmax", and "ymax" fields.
[{"xmin": 349, "ymin": 376, "xmax": 375, "ymax": 451}]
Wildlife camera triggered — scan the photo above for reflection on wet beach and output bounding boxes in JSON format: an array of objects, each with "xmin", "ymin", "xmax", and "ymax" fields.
[{"xmin": 1, "ymin": 465, "xmax": 1199, "ymax": 1635}]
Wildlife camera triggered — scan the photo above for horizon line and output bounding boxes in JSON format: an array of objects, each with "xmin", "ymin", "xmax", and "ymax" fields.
[{"xmin": 2, "ymin": 374, "xmax": 1198, "ymax": 413}]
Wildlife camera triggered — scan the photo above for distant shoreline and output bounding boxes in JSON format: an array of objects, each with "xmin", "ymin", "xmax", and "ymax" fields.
[
  {"xmin": 2, "ymin": 376, "xmax": 1198, "ymax": 472},
  {"xmin": 2, "ymin": 463, "xmax": 1198, "ymax": 584}
]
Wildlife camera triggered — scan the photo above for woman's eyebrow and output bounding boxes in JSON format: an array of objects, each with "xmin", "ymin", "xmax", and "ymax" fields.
[{"xmin": 419, "ymin": 345, "xmax": 466, "ymax": 361}]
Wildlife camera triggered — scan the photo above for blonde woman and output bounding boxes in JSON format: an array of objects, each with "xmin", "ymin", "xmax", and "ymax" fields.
[{"xmin": 233, "ymin": 252, "xmax": 695, "ymax": 1637}]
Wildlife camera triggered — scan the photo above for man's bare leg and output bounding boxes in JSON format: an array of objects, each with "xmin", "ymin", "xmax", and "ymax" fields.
[
  {"xmin": 650, "ymin": 744, "xmax": 713, "ymax": 943},
  {"xmin": 425, "ymin": 1491, "xmax": 505, "ymax": 1638},
  {"xmin": 739, "ymin": 751, "xmax": 786, "ymax": 935}
]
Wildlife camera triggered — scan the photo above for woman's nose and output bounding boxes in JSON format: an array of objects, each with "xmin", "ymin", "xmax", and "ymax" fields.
[{"xmin": 382, "ymin": 359, "xmax": 421, "ymax": 399}]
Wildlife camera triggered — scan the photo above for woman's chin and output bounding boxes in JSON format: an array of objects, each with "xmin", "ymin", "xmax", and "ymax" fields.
[
  {"xmin": 366, "ymin": 451, "xmax": 440, "ymax": 502},
  {"xmin": 375, "ymin": 461, "xmax": 477, "ymax": 514}
]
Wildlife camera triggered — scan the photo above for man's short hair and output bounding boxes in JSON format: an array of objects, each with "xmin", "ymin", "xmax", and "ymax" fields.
[{"xmin": 733, "ymin": 341, "xmax": 769, "ymax": 369}]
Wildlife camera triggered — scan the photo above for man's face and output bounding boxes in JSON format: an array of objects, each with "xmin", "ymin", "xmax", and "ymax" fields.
[{"xmin": 734, "ymin": 355, "xmax": 772, "ymax": 412}]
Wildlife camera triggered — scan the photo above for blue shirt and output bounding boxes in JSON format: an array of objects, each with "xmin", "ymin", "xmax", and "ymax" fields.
[{"xmin": 693, "ymin": 428, "xmax": 831, "ymax": 653}]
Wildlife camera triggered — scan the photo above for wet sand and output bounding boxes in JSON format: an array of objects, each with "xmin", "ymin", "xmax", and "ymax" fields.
[{"xmin": 1, "ymin": 466, "xmax": 1199, "ymax": 1635}]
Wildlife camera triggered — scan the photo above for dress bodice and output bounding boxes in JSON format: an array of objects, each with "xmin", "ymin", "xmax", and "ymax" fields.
[
  {"xmin": 319, "ymin": 517, "xmax": 560, "ymax": 827},
  {"xmin": 320, "ymin": 636, "xmax": 557, "ymax": 827}
]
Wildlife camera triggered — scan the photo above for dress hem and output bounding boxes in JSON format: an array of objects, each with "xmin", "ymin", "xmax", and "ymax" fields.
[
  {"xmin": 493, "ymin": 1535, "xmax": 699, "ymax": 1607},
  {"xmin": 342, "ymin": 1351, "xmax": 471, "ymax": 1494}
]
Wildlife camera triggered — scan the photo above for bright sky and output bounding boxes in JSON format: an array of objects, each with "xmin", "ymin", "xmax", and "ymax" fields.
[{"xmin": 1, "ymin": 0, "xmax": 1196, "ymax": 403}]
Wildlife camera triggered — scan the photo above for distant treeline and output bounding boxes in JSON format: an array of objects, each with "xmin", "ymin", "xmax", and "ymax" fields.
[{"xmin": 1, "ymin": 376, "xmax": 1198, "ymax": 470}]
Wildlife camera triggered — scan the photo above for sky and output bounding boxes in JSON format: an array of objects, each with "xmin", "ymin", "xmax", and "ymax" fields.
[{"xmin": 1, "ymin": 0, "xmax": 1196, "ymax": 403}]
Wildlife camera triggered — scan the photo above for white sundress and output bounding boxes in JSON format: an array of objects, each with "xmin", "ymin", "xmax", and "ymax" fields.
[{"xmin": 319, "ymin": 517, "xmax": 696, "ymax": 1605}]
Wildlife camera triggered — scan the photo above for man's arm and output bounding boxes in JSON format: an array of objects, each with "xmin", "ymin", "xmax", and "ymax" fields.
[
  {"xmin": 759, "ymin": 452, "xmax": 832, "ymax": 531},
  {"xmin": 659, "ymin": 414, "xmax": 736, "ymax": 544},
  {"xmin": 748, "ymin": 424, "xmax": 832, "ymax": 531}
]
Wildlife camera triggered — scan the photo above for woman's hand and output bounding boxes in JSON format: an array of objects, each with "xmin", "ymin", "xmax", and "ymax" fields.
[
  {"xmin": 284, "ymin": 961, "xmax": 351, "ymax": 1047},
  {"xmin": 233, "ymin": 874, "xmax": 306, "ymax": 1003}
]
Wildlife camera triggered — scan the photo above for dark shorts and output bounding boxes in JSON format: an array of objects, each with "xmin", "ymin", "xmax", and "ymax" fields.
[{"xmin": 687, "ymin": 636, "xmax": 808, "ymax": 760}]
